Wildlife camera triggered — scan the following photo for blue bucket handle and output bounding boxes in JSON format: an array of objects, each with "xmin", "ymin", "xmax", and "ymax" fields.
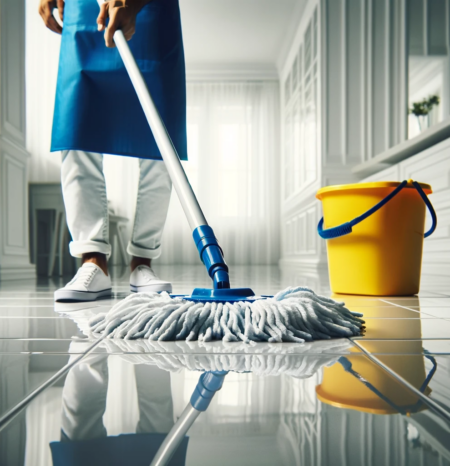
[
  {"xmin": 338, "ymin": 353, "xmax": 437, "ymax": 415},
  {"xmin": 318, "ymin": 180, "xmax": 437, "ymax": 240}
]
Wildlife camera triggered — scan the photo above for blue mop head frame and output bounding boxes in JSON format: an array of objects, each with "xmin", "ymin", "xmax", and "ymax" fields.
[{"xmin": 190, "ymin": 225, "xmax": 256, "ymax": 302}]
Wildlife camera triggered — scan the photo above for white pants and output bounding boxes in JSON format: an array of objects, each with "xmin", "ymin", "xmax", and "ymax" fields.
[
  {"xmin": 61, "ymin": 150, "xmax": 172, "ymax": 259},
  {"xmin": 61, "ymin": 351, "xmax": 174, "ymax": 440}
]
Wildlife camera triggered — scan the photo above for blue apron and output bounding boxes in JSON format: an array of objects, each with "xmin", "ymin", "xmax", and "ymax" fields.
[
  {"xmin": 50, "ymin": 433, "xmax": 189, "ymax": 466},
  {"xmin": 51, "ymin": 0, "xmax": 187, "ymax": 160}
]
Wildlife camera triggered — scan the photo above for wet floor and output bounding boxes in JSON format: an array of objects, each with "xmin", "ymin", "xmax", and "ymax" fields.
[{"xmin": 0, "ymin": 265, "xmax": 449, "ymax": 466}]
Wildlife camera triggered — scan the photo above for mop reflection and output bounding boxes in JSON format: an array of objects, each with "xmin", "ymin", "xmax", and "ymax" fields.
[
  {"xmin": 98, "ymin": 338, "xmax": 354, "ymax": 375},
  {"xmin": 50, "ymin": 338, "xmax": 355, "ymax": 466},
  {"xmin": 50, "ymin": 345, "xmax": 188, "ymax": 466}
]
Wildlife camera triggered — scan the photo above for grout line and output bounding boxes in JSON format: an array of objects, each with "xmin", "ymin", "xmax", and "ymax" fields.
[
  {"xmin": 352, "ymin": 338, "xmax": 450, "ymax": 341},
  {"xmin": 352, "ymin": 340, "xmax": 450, "ymax": 423},
  {"xmin": 0, "ymin": 305, "xmax": 103, "ymax": 309},
  {"xmin": 380, "ymin": 299, "xmax": 450, "ymax": 318},
  {"xmin": 0, "ymin": 303, "xmax": 102, "ymax": 308},
  {"xmin": 380, "ymin": 299, "xmax": 422, "ymax": 311},
  {"xmin": 363, "ymin": 317, "xmax": 447, "ymax": 320},
  {"xmin": 0, "ymin": 309, "xmax": 99, "ymax": 312},
  {"xmin": 1, "ymin": 314, "xmax": 101, "ymax": 317},
  {"xmin": 0, "ymin": 305, "xmax": 61, "ymax": 308},
  {"xmin": 0, "ymin": 292, "xmax": 57, "ymax": 294},
  {"xmin": 0, "ymin": 338, "xmax": 83, "ymax": 341},
  {"xmin": 0, "ymin": 350, "xmax": 361, "ymax": 356},
  {"xmin": 356, "ymin": 352, "xmax": 450, "ymax": 355},
  {"xmin": 360, "ymin": 317, "xmax": 437, "ymax": 319},
  {"xmin": 420, "ymin": 292, "xmax": 450, "ymax": 297},
  {"xmin": 0, "ymin": 336, "xmax": 106, "ymax": 433},
  {"xmin": 0, "ymin": 317, "xmax": 78, "ymax": 320},
  {"xmin": 0, "ymin": 298, "xmax": 56, "ymax": 301}
]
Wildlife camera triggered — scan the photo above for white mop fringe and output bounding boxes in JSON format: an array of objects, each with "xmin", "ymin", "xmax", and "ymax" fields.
[
  {"xmin": 88, "ymin": 286, "xmax": 364, "ymax": 343},
  {"xmin": 99, "ymin": 338, "xmax": 353, "ymax": 378}
]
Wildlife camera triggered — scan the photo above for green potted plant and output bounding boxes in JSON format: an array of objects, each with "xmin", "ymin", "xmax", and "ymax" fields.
[{"xmin": 410, "ymin": 95, "xmax": 440, "ymax": 132}]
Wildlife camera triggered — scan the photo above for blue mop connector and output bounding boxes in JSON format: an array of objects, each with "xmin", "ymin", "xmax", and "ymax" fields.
[
  {"xmin": 190, "ymin": 371, "xmax": 228, "ymax": 411},
  {"xmin": 193, "ymin": 225, "xmax": 230, "ymax": 289},
  {"xmin": 190, "ymin": 225, "xmax": 255, "ymax": 302}
]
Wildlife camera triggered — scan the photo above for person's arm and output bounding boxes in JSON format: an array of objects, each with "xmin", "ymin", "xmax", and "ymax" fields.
[
  {"xmin": 97, "ymin": 0, "xmax": 153, "ymax": 48},
  {"xmin": 39, "ymin": 0, "xmax": 65, "ymax": 34}
]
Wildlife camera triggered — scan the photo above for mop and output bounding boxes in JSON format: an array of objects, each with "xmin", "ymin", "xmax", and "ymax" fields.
[
  {"xmin": 90, "ymin": 3, "xmax": 364, "ymax": 345},
  {"xmin": 90, "ymin": 288, "xmax": 364, "ymax": 342},
  {"xmin": 100, "ymin": 338, "xmax": 354, "ymax": 378}
]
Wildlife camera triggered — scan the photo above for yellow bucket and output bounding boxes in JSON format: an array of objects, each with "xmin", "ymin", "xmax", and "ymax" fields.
[{"xmin": 316, "ymin": 180, "xmax": 436, "ymax": 296}]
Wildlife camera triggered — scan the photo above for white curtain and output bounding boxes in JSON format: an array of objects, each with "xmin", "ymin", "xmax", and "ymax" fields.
[
  {"xmin": 25, "ymin": 3, "xmax": 281, "ymax": 265},
  {"xmin": 25, "ymin": 0, "xmax": 62, "ymax": 182},
  {"xmin": 159, "ymin": 82, "xmax": 280, "ymax": 265}
]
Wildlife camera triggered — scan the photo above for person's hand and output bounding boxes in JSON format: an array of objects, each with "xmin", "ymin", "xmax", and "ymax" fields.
[
  {"xmin": 39, "ymin": 0, "xmax": 64, "ymax": 34},
  {"xmin": 97, "ymin": 0, "xmax": 150, "ymax": 48}
]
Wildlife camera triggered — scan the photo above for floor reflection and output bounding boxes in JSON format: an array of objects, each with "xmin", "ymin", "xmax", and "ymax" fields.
[
  {"xmin": 51, "ymin": 352, "xmax": 185, "ymax": 466},
  {"xmin": 316, "ymin": 351, "xmax": 434, "ymax": 415},
  {"xmin": 0, "ymin": 266, "xmax": 450, "ymax": 465},
  {"xmin": 1, "ymin": 348, "xmax": 449, "ymax": 465}
]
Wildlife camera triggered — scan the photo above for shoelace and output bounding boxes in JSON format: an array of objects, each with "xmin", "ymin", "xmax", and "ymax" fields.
[{"xmin": 70, "ymin": 267, "xmax": 97, "ymax": 287}]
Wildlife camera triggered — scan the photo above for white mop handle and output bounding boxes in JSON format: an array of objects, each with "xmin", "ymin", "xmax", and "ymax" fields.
[{"xmin": 97, "ymin": 1, "xmax": 207, "ymax": 230}]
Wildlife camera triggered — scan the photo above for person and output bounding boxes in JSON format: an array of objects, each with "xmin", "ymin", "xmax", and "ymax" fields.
[
  {"xmin": 38, "ymin": 0, "xmax": 187, "ymax": 301},
  {"xmin": 50, "ymin": 343, "xmax": 187, "ymax": 465}
]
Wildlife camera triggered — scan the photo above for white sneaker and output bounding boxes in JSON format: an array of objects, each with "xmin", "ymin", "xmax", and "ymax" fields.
[
  {"xmin": 130, "ymin": 265, "xmax": 172, "ymax": 293},
  {"xmin": 54, "ymin": 263, "xmax": 112, "ymax": 302}
]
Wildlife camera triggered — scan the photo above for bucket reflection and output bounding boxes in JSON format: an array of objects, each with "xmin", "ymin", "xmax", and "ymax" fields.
[{"xmin": 316, "ymin": 298, "xmax": 435, "ymax": 415}]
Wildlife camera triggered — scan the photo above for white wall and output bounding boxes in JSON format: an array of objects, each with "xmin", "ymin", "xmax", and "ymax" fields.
[
  {"xmin": 279, "ymin": 0, "xmax": 324, "ymax": 269},
  {"xmin": 0, "ymin": 0, "xmax": 35, "ymax": 280},
  {"xmin": 279, "ymin": 0, "xmax": 409, "ymax": 269},
  {"xmin": 361, "ymin": 137, "xmax": 450, "ymax": 277}
]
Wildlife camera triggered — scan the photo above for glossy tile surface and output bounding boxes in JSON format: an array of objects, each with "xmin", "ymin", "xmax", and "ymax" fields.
[
  {"xmin": 354, "ymin": 318, "xmax": 450, "ymax": 339},
  {"xmin": 0, "ymin": 339, "xmax": 76, "ymax": 354},
  {"xmin": 0, "ymin": 317, "xmax": 82, "ymax": 339},
  {"xmin": 0, "ymin": 354, "xmax": 71, "ymax": 418},
  {"xmin": 353, "ymin": 351, "xmax": 450, "ymax": 419},
  {"xmin": 356, "ymin": 339, "xmax": 450, "ymax": 354},
  {"xmin": 0, "ymin": 265, "xmax": 449, "ymax": 466},
  {"xmin": 2, "ymin": 353, "xmax": 450, "ymax": 466}
]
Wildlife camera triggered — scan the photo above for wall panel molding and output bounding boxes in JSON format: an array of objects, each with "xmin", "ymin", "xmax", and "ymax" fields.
[
  {"xmin": 341, "ymin": 0, "xmax": 347, "ymax": 162},
  {"xmin": 408, "ymin": 0, "xmax": 449, "ymax": 56},
  {"xmin": 0, "ymin": 0, "xmax": 35, "ymax": 280},
  {"xmin": 324, "ymin": 0, "xmax": 408, "ymax": 164},
  {"xmin": 1, "ymin": 152, "xmax": 27, "ymax": 255},
  {"xmin": 0, "ymin": 0, "xmax": 26, "ymax": 144},
  {"xmin": 280, "ymin": 0, "xmax": 409, "ymax": 269},
  {"xmin": 361, "ymin": 136, "xmax": 450, "ymax": 274},
  {"xmin": 0, "ymin": 135, "xmax": 30, "ymax": 158},
  {"xmin": 280, "ymin": 200, "xmax": 326, "ymax": 268}
]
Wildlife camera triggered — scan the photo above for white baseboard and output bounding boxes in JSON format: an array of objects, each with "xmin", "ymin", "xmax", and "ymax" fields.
[
  {"xmin": 0, "ymin": 264, "xmax": 36, "ymax": 281},
  {"xmin": 421, "ymin": 263, "xmax": 450, "ymax": 277}
]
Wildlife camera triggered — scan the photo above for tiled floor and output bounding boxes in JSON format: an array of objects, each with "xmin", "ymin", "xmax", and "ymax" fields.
[{"xmin": 0, "ymin": 265, "xmax": 450, "ymax": 466}]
